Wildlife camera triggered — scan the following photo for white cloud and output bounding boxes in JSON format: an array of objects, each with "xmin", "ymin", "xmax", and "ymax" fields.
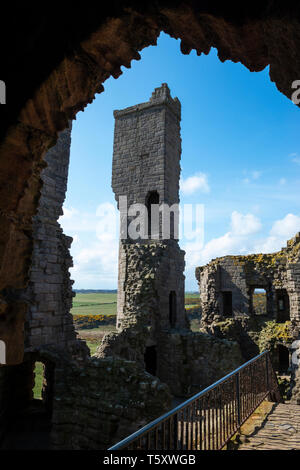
[
  {"xmin": 71, "ymin": 239, "xmax": 119, "ymax": 288},
  {"xmin": 183, "ymin": 211, "xmax": 300, "ymax": 283},
  {"xmin": 180, "ymin": 172, "xmax": 210, "ymax": 195},
  {"xmin": 60, "ymin": 206, "xmax": 78, "ymax": 219},
  {"xmin": 59, "ymin": 203, "xmax": 118, "ymax": 236},
  {"xmin": 58, "ymin": 202, "xmax": 119, "ymax": 288},
  {"xmin": 231, "ymin": 211, "xmax": 262, "ymax": 236},
  {"xmin": 270, "ymin": 213, "xmax": 300, "ymax": 239},
  {"xmin": 279, "ymin": 178, "xmax": 286, "ymax": 186},
  {"xmin": 183, "ymin": 211, "xmax": 262, "ymax": 272}
]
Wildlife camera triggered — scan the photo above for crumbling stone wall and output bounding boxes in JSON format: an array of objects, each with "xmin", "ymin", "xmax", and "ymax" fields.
[
  {"xmin": 51, "ymin": 355, "xmax": 171, "ymax": 450},
  {"xmin": 20, "ymin": 124, "xmax": 83, "ymax": 355},
  {"xmin": 98, "ymin": 85, "xmax": 243, "ymax": 397},
  {"xmin": 3, "ymin": 2, "xmax": 300, "ymax": 368},
  {"xmin": 158, "ymin": 331, "xmax": 242, "ymax": 396},
  {"xmin": 196, "ymin": 234, "xmax": 300, "ymax": 334},
  {"xmin": 196, "ymin": 235, "xmax": 300, "ymax": 400},
  {"xmin": 0, "ymin": 124, "xmax": 174, "ymax": 450},
  {"xmin": 112, "ymin": 83, "xmax": 184, "ymax": 327}
]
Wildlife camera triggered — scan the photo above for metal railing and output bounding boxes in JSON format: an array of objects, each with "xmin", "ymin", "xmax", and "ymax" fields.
[{"xmin": 108, "ymin": 350, "xmax": 281, "ymax": 450}]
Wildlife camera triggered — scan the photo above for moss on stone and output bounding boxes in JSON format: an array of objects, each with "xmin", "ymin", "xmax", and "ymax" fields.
[{"xmin": 257, "ymin": 321, "xmax": 292, "ymax": 352}]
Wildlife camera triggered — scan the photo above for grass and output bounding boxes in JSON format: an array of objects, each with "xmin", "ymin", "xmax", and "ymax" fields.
[
  {"xmin": 77, "ymin": 325, "xmax": 117, "ymax": 354},
  {"xmin": 33, "ymin": 362, "xmax": 44, "ymax": 399},
  {"xmin": 86, "ymin": 341, "xmax": 99, "ymax": 355},
  {"xmin": 71, "ymin": 292, "xmax": 117, "ymax": 316},
  {"xmin": 71, "ymin": 291, "xmax": 201, "ymax": 356}
]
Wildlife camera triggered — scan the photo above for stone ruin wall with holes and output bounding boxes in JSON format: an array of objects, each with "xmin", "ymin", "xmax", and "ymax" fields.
[
  {"xmin": 96, "ymin": 84, "xmax": 243, "ymax": 398},
  {"xmin": 0, "ymin": 87, "xmax": 244, "ymax": 450},
  {"xmin": 196, "ymin": 235, "xmax": 300, "ymax": 403},
  {"xmin": 3, "ymin": 2, "xmax": 300, "ymax": 450},
  {"xmin": 4, "ymin": 0, "xmax": 300, "ymax": 386},
  {"xmin": 20, "ymin": 123, "xmax": 85, "ymax": 356},
  {"xmin": 51, "ymin": 354, "xmax": 171, "ymax": 449},
  {"xmin": 196, "ymin": 235, "xmax": 300, "ymax": 329},
  {"xmin": 96, "ymin": 240, "xmax": 243, "ymax": 396},
  {"xmin": 0, "ymin": 122, "xmax": 175, "ymax": 450}
]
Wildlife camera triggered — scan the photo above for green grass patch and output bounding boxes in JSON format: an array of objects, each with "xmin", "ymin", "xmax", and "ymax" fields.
[
  {"xmin": 86, "ymin": 341, "xmax": 99, "ymax": 355},
  {"xmin": 71, "ymin": 292, "xmax": 117, "ymax": 315},
  {"xmin": 33, "ymin": 362, "xmax": 44, "ymax": 399}
]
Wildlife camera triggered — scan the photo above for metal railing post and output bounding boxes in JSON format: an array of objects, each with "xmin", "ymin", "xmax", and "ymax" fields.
[{"xmin": 236, "ymin": 372, "xmax": 241, "ymax": 427}]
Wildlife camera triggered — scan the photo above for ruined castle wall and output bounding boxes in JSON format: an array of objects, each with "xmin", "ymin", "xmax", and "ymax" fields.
[
  {"xmin": 287, "ymin": 262, "xmax": 300, "ymax": 330},
  {"xmin": 98, "ymin": 242, "xmax": 188, "ymax": 365},
  {"xmin": 112, "ymin": 85, "xmax": 185, "ymax": 333},
  {"xmin": 197, "ymin": 235, "xmax": 300, "ymax": 332},
  {"xmin": 51, "ymin": 356, "xmax": 171, "ymax": 449},
  {"xmin": 22, "ymin": 124, "xmax": 81, "ymax": 354},
  {"xmin": 97, "ymin": 241, "xmax": 243, "ymax": 397},
  {"xmin": 158, "ymin": 331, "xmax": 243, "ymax": 397}
]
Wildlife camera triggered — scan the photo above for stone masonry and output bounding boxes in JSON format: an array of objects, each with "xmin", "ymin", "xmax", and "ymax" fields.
[
  {"xmin": 0, "ymin": 85, "xmax": 245, "ymax": 449},
  {"xmin": 196, "ymin": 235, "xmax": 300, "ymax": 403},
  {"xmin": 0, "ymin": 120, "xmax": 173, "ymax": 449},
  {"xmin": 196, "ymin": 235, "xmax": 300, "ymax": 332},
  {"xmin": 21, "ymin": 123, "xmax": 84, "ymax": 355},
  {"xmin": 97, "ymin": 84, "xmax": 243, "ymax": 396}
]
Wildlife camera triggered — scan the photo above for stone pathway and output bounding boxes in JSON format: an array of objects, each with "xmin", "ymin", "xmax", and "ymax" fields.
[{"xmin": 239, "ymin": 403, "xmax": 300, "ymax": 450}]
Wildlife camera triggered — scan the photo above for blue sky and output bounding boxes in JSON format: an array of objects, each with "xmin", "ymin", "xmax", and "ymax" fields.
[{"xmin": 59, "ymin": 33, "xmax": 300, "ymax": 291}]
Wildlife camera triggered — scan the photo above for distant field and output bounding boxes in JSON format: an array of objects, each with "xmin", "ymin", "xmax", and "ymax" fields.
[
  {"xmin": 71, "ymin": 293, "xmax": 117, "ymax": 316},
  {"xmin": 71, "ymin": 292, "xmax": 200, "ymax": 316},
  {"xmin": 185, "ymin": 293, "xmax": 199, "ymax": 299}
]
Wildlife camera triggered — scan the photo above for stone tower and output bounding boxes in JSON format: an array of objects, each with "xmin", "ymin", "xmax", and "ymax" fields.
[
  {"xmin": 98, "ymin": 85, "xmax": 243, "ymax": 395},
  {"xmin": 109, "ymin": 84, "xmax": 188, "ymax": 374}
]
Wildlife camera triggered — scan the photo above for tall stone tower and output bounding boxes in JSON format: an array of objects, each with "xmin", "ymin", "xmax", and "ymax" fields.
[
  {"xmin": 108, "ymin": 84, "xmax": 188, "ymax": 375},
  {"xmin": 99, "ymin": 85, "xmax": 242, "ymax": 396}
]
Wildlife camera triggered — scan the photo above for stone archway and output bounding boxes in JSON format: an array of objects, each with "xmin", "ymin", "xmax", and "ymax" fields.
[{"xmin": 2, "ymin": 3, "xmax": 300, "ymax": 365}]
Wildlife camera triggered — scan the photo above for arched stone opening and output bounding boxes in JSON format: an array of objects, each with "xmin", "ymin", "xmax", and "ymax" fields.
[
  {"xmin": 1, "ymin": 353, "xmax": 55, "ymax": 449},
  {"xmin": 2, "ymin": 4, "xmax": 300, "ymax": 366},
  {"xmin": 276, "ymin": 289, "xmax": 290, "ymax": 323}
]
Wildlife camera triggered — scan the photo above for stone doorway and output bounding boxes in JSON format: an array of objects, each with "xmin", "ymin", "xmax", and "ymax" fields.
[
  {"xmin": 222, "ymin": 291, "xmax": 233, "ymax": 317},
  {"xmin": 276, "ymin": 289, "xmax": 290, "ymax": 323},
  {"xmin": 276, "ymin": 344, "xmax": 290, "ymax": 374},
  {"xmin": 144, "ymin": 346, "xmax": 157, "ymax": 376},
  {"xmin": 1, "ymin": 355, "xmax": 54, "ymax": 450}
]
